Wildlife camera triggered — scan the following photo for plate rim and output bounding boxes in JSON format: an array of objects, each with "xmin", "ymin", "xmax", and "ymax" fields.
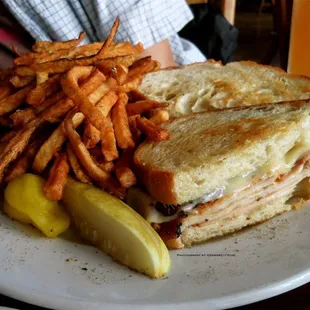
[{"xmin": 1, "ymin": 268, "xmax": 310, "ymax": 310}]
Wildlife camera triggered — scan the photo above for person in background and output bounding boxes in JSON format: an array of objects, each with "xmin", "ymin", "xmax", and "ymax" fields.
[{"xmin": 0, "ymin": 0, "xmax": 206, "ymax": 69}]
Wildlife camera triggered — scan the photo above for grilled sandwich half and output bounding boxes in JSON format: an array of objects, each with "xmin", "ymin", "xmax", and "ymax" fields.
[
  {"xmin": 136, "ymin": 61, "xmax": 310, "ymax": 117},
  {"xmin": 128, "ymin": 100, "xmax": 310, "ymax": 249}
]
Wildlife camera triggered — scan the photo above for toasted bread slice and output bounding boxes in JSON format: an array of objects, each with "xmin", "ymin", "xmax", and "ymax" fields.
[
  {"xmin": 134, "ymin": 99, "xmax": 310, "ymax": 205},
  {"xmin": 136, "ymin": 61, "xmax": 310, "ymax": 117}
]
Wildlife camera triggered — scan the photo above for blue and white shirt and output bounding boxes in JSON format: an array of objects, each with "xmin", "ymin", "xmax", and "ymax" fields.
[{"xmin": 2, "ymin": 0, "xmax": 206, "ymax": 65}]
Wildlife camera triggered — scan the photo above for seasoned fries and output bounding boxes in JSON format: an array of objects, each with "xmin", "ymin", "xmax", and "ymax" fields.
[
  {"xmin": 136, "ymin": 117, "xmax": 170, "ymax": 141},
  {"xmin": 0, "ymin": 84, "xmax": 12, "ymax": 99},
  {"xmin": 44, "ymin": 151, "xmax": 70, "ymax": 201},
  {"xmin": 115, "ymin": 150, "xmax": 137, "ymax": 188},
  {"xmin": 27, "ymin": 74, "xmax": 61, "ymax": 106},
  {"xmin": 10, "ymin": 108, "xmax": 36, "ymax": 128},
  {"xmin": 101, "ymin": 115, "xmax": 119, "ymax": 161},
  {"xmin": 117, "ymin": 74, "xmax": 143, "ymax": 93},
  {"xmin": 33, "ymin": 70, "xmax": 107, "ymax": 173},
  {"xmin": 0, "ymin": 84, "xmax": 34, "ymax": 115},
  {"xmin": 84, "ymin": 91, "xmax": 118, "ymax": 150},
  {"xmin": 66, "ymin": 144, "xmax": 92, "ymax": 184},
  {"xmin": 83, "ymin": 120, "xmax": 101, "ymax": 149},
  {"xmin": 63, "ymin": 109, "xmax": 111, "ymax": 187},
  {"xmin": 10, "ymin": 75, "xmax": 34, "ymax": 88},
  {"xmin": 112, "ymin": 93, "xmax": 134, "ymax": 149},
  {"xmin": 4, "ymin": 139, "xmax": 42, "ymax": 183},
  {"xmin": 0, "ymin": 118, "xmax": 42, "ymax": 182},
  {"xmin": 32, "ymin": 31, "xmax": 86, "ymax": 53},
  {"xmin": 126, "ymin": 100, "xmax": 167, "ymax": 116},
  {"xmin": 128, "ymin": 56, "xmax": 160, "ymax": 78},
  {"xmin": 0, "ymin": 17, "xmax": 169, "ymax": 203}
]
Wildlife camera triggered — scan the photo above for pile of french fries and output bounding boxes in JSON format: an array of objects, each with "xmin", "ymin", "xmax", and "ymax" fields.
[{"xmin": 0, "ymin": 18, "xmax": 170, "ymax": 201}]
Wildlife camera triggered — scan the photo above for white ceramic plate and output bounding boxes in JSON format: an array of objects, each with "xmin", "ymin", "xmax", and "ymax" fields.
[{"xmin": 0, "ymin": 204, "xmax": 310, "ymax": 310}]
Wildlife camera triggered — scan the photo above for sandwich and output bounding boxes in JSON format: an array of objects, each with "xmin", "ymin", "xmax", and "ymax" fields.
[
  {"xmin": 128, "ymin": 99, "xmax": 310, "ymax": 249},
  {"xmin": 135, "ymin": 60, "xmax": 310, "ymax": 116}
]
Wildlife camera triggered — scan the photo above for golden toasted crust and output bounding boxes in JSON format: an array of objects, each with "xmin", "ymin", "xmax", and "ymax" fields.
[
  {"xmin": 137, "ymin": 60, "xmax": 310, "ymax": 117},
  {"xmin": 133, "ymin": 150, "xmax": 177, "ymax": 204}
]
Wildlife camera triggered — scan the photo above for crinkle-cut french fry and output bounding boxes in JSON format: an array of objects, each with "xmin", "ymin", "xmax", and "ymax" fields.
[{"xmin": 43, "ymin": 151, "xmax": 70, "ymax": 201}]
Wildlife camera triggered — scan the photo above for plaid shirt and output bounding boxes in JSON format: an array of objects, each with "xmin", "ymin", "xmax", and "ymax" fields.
[{"xmin": 2, "ymin": 0, "xmax": 206, "ymax": 65}]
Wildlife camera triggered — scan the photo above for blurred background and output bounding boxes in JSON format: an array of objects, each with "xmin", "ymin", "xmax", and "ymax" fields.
[
  {"xmin": 0, "ymin": 0, "xmax": 307, "ymax": 75},
  {"xmin": 183, "ymin": 0, "xmax": 295, "ymax": 71}
]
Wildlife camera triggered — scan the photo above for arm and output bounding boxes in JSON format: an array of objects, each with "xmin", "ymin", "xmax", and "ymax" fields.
[{"xmin": 140, "ymin": 39, "xmax": 176, "ymax": 68}]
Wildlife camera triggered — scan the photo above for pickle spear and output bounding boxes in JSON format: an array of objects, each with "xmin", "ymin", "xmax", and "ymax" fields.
[
  {"xmin": 4, "ymin": 174, "xmax": 70, "ymax": 237},
  {"xmin": 62, "ymin": 178, "xmax": 171, "ymax": 278}
]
